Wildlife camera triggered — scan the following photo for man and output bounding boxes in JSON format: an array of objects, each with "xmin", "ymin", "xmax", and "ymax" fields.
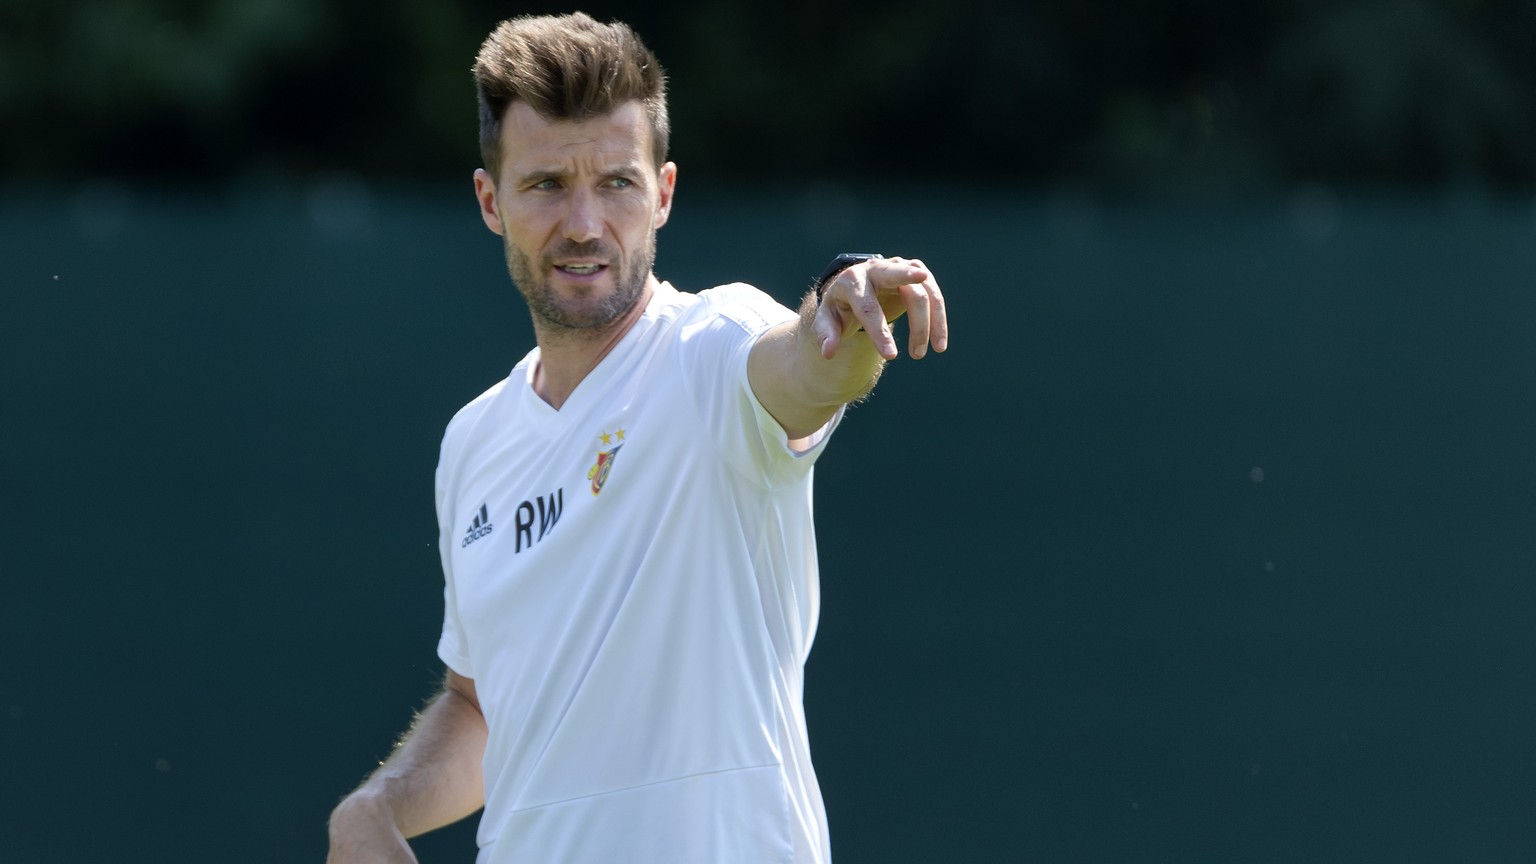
[{"xmin": 327, "ymin": 12, "xmax": 947, "ymax": 864}]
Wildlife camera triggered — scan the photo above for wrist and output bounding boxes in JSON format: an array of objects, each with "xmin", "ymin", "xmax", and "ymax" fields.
[{"xmin": 813, "ymin": 252, "xmax": 882, "ymax": 301}]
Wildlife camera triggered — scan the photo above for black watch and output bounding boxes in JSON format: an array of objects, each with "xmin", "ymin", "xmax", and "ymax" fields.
[{"xmin": 814, "ymin": 252, "xmax": 883, "ymax": 299}]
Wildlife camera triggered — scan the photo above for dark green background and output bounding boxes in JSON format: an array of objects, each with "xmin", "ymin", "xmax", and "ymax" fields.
[{"xmin": 3, "ymin": 185, "xmax": 1535, "ymax": 861}]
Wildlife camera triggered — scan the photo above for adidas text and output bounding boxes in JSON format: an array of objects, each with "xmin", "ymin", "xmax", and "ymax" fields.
[{"xmin": 462, "ymin": 503, "xmax": 494, "ymax": 548}]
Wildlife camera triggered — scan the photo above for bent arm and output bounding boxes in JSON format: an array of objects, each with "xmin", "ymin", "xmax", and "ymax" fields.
[
  {"xmin": 327, "ymin": 670, "xmax": 487, "ymax": 862},
  {"xmin": 749, "ymin": 257, "xmax": 946, "ymax": 440},
  {"xmin": 749, "ymin": 293, "xmax": 886, "ymax": 440}
]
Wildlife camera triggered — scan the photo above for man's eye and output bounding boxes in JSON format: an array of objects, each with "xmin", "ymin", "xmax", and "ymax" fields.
[
  {"xmin": 607, "ymin": 177, "xmax": 634, "ymax": 188},
  {"xmin": 532, "ymin": 179, "xmax": 559, "ymax": 190}
]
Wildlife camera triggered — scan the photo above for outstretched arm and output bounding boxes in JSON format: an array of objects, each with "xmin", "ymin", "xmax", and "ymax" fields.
[
  {"xmin": 748, "ymin": 256, "xmax": 948, "ymax": 440},
  {"xmin": 327, "ymin": 670, "xmax": 487, "ymax": 863}
]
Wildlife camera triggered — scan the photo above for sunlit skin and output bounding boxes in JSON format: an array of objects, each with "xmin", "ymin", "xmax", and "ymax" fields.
[{"xmin": 473, "ymin": 101, "xmax": 676, "ymax": 408}]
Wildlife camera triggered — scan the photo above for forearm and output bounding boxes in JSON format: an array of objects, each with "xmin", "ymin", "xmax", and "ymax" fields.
[
  {"xmin": 790, "ymin": 289, "xmax": 887, "ymax": 407},
  {"xmin": 332, "ymin": 682, "xmax": 487, "ymax": 840},
  {"xmin": 750, "ymin": 292, "xmax": 885, "ymax": 440}
]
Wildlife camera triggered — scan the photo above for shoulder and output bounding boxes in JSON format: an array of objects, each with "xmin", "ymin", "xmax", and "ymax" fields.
[
  {"xmin": 696, "ymin": 282, "xmax": 794, "ymax": 315},
  {"xmin": 683, "ymin": 282, "xmax": 797, "ymax": 336},
  {"xmin": 441, "ymin": 353, "xmax": 531, "ymax": 448},
  {"xmin": 447, "ymin": 377, "xmax": 507, "ymax": 429}
]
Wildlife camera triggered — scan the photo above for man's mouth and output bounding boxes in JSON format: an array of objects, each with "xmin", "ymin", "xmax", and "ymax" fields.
[{"xmin": 556, "ymin": 263, "xmax": 606, "ymax": 276}]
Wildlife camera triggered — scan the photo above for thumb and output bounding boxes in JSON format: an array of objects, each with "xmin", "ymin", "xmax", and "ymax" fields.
[{"xmin": 814, "ymin": 302, "xmax": 843, "ymax": 358}]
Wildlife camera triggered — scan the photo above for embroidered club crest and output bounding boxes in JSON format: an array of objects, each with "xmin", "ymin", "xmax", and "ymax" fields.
[{"xmin": 587, "ymin": 428, "xmax": 626, "ymax": 495}]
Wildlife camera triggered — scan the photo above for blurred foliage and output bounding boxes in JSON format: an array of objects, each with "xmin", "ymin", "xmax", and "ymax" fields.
[{"xmin": 3, "ymin": 0, "xmax": 1534, "ymax": 192}]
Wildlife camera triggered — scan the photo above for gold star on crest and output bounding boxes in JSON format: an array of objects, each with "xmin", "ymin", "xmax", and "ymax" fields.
[
  {"xmin": 599, "ymin": 431, "xmax": 612, "ymax": 445},
  {"xmin": 616, "ymin": 428, "xmax": 626, "ymax": 441}
]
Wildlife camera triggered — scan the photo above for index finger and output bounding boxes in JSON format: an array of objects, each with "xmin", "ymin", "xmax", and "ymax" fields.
[
  {"xmin": 864, "ymin": 257, "xmax": 932, "ymax": 291},
  {"xmin": 842, "ymin": 264, "xmax": 900, "ymax": 359}
]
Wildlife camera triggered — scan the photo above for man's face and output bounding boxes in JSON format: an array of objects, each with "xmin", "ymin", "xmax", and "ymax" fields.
[{"xmin": 474, "ymin": 100, "xmax": 676, "ymax": 335}]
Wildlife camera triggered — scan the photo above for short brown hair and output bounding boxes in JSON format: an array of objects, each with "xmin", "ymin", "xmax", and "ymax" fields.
[{"xmin": 473, "ymin": 12, "xmax": 669, "ymax": 178}]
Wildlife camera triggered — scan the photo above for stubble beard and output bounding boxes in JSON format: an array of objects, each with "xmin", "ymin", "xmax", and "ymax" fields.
[{"xmin": 505, "ymin": 234, "xmax": 655, "ymax": 339}]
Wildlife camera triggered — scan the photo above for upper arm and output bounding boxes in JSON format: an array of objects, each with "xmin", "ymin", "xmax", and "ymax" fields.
[{"xmin": 444, "ymin": 668, "xmax": 481, "ymax": 715}]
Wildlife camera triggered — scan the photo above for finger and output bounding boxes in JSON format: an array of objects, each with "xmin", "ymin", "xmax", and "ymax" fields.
[
  {"xmin": 898, "ymin": 281, "xmax": 931, "ymax": 359},
  {"xmin": 813, "ymin": 294, "xmax": 844, "ymax": 359},
  {"xmin": 844, "ymin": 266, "xmax": 899, "ymax": 359},
  {"xmin": 869, "ymin": 257, "xmax": 933, "ymax": 358},
  {"xmin": 867, "ymin": 257, "xmax": 931, "ymax": 294},
  {"xmin": 911, "ymin": 260, "xmax": 948, "ymax": 353},
  {"xmin": 927, "ymin": 281, "xmax": 947, "ymax": 352}
]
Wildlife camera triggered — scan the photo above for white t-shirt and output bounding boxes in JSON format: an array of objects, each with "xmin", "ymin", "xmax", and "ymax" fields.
[{"xmin": 435, "ymin": 282, "xmax": 840, "ymax": 864}]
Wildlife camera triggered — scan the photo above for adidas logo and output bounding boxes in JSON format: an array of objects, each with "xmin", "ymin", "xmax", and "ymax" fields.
[{"xmin": 461, "ymin": 503, "xmax": 493, "ymax": 548}]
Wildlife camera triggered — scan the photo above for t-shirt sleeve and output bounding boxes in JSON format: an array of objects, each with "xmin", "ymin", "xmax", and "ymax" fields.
[
  {"xmin": 434, "ymin": 425, "xmax": 473, "ymax": 678},
  {"xmin": 674, "ymin": 283, "xmax": 844, "ymax": 488}
]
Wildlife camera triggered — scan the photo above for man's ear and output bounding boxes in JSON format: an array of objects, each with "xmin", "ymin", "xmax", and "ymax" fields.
[
  {"xmin": 654, "ymin": 161, "xmax": 677, "ymax": 229},
  {"xmin": 473, "ymin": 168, "xmax": 504, "ymax": 236}
]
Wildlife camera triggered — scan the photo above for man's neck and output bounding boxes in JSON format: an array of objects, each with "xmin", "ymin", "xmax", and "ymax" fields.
[{"xmin": 530, "ymin": 277, "xmax": 659, "ymax": 410}]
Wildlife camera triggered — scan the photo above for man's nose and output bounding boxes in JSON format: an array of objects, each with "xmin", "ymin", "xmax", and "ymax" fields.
[{"xmin": 562, "ymin": 188, "xmax": 603, "ymax": 243}]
